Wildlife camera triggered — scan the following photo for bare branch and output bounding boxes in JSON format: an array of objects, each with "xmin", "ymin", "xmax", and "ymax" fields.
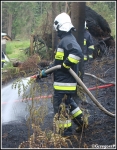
[{"xmin": 84, "ymin": 73, "xmax": 115, "ymax": 85}]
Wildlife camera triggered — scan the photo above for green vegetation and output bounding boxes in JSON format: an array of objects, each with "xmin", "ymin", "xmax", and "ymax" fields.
[
  {"xmin": 2, "ymin": 40, "xmax": 30, "ymax": 81},
  {"xmin": 6, "ymin": 40, "xmax": 30, "ymax": 61},
  {"xmin": 2, "ymin": 2, "xmax": 115, "ymax": 62},
  {"xmin": 2, "ymin": 2, "xmax": 115, "ymax": 40}
]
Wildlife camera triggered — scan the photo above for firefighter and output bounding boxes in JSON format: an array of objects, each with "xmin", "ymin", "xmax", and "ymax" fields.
[
  {"xmin": 2, "ymin": 51, "xmax": 5, "ymax": 68},
  {"xmin": 36, "ymin": 12, "xmax": 84, "ymax": 136},
  {"xmin": 77, "ymin": 21, "xmax": 95, "ymax": 82},
  {"xmin": 74, "ymin": 22, "xmax": 95, "ymax": 106},
  {"xmin": 83, "ymin": 21, "xmax": 95, "ymax": 62},
  {"xmin": 1, "ymin": 33, "xmax": 6, "ymax": 68}
]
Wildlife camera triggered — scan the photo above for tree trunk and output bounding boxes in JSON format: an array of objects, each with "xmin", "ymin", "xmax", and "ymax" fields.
[
  {"xmin": 65, "ymin": 2, "xmax": 68, "ymax": 12},
  {"xmin": 71, "ymin": 2, "xmax": 86, "ymax": 50},
  {"xmin": 7, "ymin": 13, "xmax": 12, "ymax": 37},
  {"xmin": 30, "ymin": 35, "xmax": 34, "ymax": 56},
  {"xmin": 52, "ymin": 2, "xmax": 59, "ymax": 60},
  {"xmin": 71, "ymin": 2, "xmax": 86, "ymax": 81},
  {"xmin": 41, "ymin": 2, "xmax": 42, "ymax": 15}
]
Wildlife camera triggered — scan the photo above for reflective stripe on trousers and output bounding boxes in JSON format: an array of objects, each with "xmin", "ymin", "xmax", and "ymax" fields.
[
  {"xmin": 84, "ymin": 54, "xmax": 93, "ymax": 61},
  {"xmin": 58, "ymin": 119, "xmax": 72, "ymax": 128},
  {"xmin": 71, "ymin": 107, "xmax": 82, "ymax": 119},
  {"xmin": 84, "ymin": 55, "xmax": 87, "ymax": 61}
]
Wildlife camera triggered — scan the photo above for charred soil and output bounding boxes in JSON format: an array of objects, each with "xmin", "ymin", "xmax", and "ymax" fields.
[{"xmin": 2, "ymin": 48, "xmax": 116, "ymax": 149}]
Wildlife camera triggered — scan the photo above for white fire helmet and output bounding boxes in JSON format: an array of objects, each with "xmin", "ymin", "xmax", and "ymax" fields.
[{"xmin": 53, "ymin": 12, "xmax": 75, "ymax": 32}]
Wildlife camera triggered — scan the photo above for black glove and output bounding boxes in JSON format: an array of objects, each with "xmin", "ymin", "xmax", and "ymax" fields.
[{"xmin": 61, "ymin": 63, "xmax": 70, "ymax": 73}]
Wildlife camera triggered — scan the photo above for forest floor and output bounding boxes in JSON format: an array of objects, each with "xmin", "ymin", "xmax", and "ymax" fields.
[{"xmin": 1, "ymin": 48, "xmax": 116, "ymax": 149}]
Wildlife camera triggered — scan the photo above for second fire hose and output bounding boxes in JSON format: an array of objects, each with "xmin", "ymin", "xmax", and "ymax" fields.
[{"xmin": 44, "ymin": 65, "xmax": 115, "ymax": 118}]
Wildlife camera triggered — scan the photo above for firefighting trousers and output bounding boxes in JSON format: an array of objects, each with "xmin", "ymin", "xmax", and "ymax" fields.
[{"xmin": 53, "ymin": 91, "xmax": 83, "ymax": 127}]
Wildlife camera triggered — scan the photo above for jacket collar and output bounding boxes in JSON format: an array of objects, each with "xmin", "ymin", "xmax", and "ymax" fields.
[{"xmin": 58, "ymin": 31, "xmax": 71, "ymax": 39}]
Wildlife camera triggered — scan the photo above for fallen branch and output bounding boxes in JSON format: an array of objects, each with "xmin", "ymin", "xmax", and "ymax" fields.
[
  {"xmin": 103, "ymin": 66, "xmax": 115, "ymax": 76},
  {"xmin": 84, "ymin": 73, "xmax": 115, "ymax": 85}
]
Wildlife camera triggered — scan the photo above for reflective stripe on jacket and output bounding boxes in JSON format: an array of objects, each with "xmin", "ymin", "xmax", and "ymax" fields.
[
  {"xmin": 52, "ymin": 32, "xmax": 84, "ymax": 93},
  {"xmin": 53, "ymin": 82, "xmax": 77, "ymax": 91},
  {"xmin": 1, "ymin": 59, "xmax": 6, "ymax": 63},
  {"xmin": 55, "ymin": 48, "xmax": 64, "ymax": 60}
]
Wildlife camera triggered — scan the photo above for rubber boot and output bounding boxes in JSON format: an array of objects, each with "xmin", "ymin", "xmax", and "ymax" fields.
[
  {"xmin": 60, "ymin": 126, "xmax": 73, "ymax": 137},
  {"xmin": 68, "ymin": 98, "xmax": 84, "ymax": 132}
]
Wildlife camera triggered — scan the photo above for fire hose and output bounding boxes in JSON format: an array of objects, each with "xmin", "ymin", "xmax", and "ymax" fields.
[
  {"xmin": 2, "ymin": 83, "xmax": 114, "ymax": 105},
  {"xmin": 38, "ymin": 65, "xmax": 115, "ymax": 118}
]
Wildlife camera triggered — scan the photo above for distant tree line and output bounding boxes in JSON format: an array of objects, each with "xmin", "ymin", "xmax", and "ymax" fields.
[{"xmin": 2, "ymin": 2, "xmax": 115, "ymax": 40}]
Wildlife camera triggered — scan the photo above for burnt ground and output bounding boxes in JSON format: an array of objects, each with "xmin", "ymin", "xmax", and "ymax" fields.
[{"xmin": 1, "ymin": 48, "xmax": 116, "ymax": 149}]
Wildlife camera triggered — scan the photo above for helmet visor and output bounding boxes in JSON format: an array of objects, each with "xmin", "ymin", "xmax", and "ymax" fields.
[
  {"xmin": 53, "ymin": 24, "xmax": 57, "ymax": 31},
  {"xmin": 53, "ymin": 20, "xmax": 59, "ymax": 31}
]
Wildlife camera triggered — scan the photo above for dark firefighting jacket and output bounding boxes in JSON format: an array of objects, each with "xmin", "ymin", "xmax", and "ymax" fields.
[
  {"xmin": 47, "ymin": 31, "xmax": 84, "ymax": 93},
  {"xmin": 83, "ymin": 29, "xmax": 94, "ymax": 61}
]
